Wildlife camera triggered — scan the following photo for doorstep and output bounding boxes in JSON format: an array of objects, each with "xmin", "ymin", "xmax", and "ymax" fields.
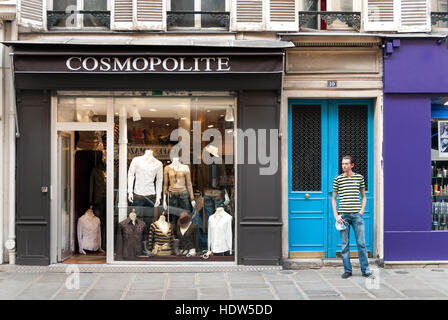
[
  {"xmin": 283, "ymin": 258, "xmax": 380, "ymax": 270},
  {"xmin": 0, "ymin": 264, "xmax": 283, "ymax": 273}
]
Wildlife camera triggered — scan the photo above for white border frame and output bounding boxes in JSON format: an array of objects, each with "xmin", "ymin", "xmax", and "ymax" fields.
[{"xmin": 51, "ymin": 91, "xmax": 238, "ymax": 265}]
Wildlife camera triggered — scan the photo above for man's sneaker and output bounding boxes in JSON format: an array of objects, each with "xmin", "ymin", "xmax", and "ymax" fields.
[
  {"xmin": 341, "ymin": 272, "xmax": 352, "ymax": 279},
  {"xmin": 362, "ymin": 272, "xmax": 375, "ymax": 279}
]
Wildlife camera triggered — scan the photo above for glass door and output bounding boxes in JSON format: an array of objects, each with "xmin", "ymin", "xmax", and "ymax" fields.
[{"xmin": 57, "ymin": 131, "xmax": 74, "ymax": 261}]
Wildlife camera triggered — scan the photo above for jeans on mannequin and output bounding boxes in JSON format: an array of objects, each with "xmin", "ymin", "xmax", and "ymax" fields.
[
  {"xmin": 168, "ymin": 191, "xmax": 191, "ymax": 228},
  {"xmin": 132, "ymin": 193, "xmax": 157, "ymax": 232},
  {"xmin": 204, "ymin": 191, "xmax": 227, "ymax": 227}
]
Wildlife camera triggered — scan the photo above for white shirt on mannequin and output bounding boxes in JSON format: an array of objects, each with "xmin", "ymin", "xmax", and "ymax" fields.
[
  {"xmin": 207, "ymin": 207, "xmax": 232, "ymax": 254},
  {"xmin": 77, "ymin": 208, "xmax": 102, "ymax": 254},
  {"xmin": 128, "ymin": 150, "xmax": 163, "ymax": 203}
]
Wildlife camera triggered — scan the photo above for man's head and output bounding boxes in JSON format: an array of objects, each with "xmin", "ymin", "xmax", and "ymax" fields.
[{"xmin": 341, "ymin": 156, "xmax": 355, "ymax": 173}]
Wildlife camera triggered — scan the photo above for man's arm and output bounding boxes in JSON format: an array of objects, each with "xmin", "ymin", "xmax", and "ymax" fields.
[
  {"xmin": 332, "ymin": 191, "xmax": 343, "ymax": 223},
  {"xmin": 359, "ymin": 188, "xmax": 367, "ymax": 215}
]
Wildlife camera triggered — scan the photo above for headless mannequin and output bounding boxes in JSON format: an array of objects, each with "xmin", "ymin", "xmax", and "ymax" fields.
[
  {"xmin": 163, "ymin": 157, "xmax": 196, "ymax": 210},
  {"xmin": 79, "ymin": 206, "xmax": 104, "ymax": 255},
  {"xmin": 156, "ymin": 213, "xmax": 169, "ymax": 234},
  {"xmin": 128, "ymin": 150, "xmax": 162, "ymax": 207}
]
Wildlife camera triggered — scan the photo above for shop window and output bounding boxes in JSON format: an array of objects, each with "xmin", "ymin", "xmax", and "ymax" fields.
[
  {"xmin": 431, "ymin": 99, "xmax": 448, "ymax": 231},
  {"xmin": 57, "ymin": 97, "xmax": 108, "ymax": 122},
  {"xmin": 432, "ymin": 0, "xmax": 448, "ymax": 29},
  {"xmin": 113, "ymin": 95, "xmax": 236, "ymax": 262},
  {"xmin": 48, "ymin": 0, "xmax": 110, "ymax": 30},
  {"xmin": 167, "ymin": 0, "xmax": 229, "ymax": 30},
  {"xmin": 299, "ymin": 0, "xmax": 360, "ymax": 31}
]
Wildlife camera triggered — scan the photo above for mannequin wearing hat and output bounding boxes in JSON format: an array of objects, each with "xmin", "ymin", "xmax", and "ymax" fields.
[
  {"xmin": 163, "ymin": 157, "xmax": 196, "ymax": 226},
  {"xmin": 128, "ymin": 149, "xmax": 163, "ymax": 208},
  {"xmin": 197, "ymin": 144, "xmax": 231, "ymax": 229},
  {"xmin": 174, "ymin": 211, "xmax": 199, "ymax": 256}
]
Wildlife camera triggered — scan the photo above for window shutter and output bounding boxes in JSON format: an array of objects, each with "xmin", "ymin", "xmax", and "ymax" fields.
[
  {"xmin": 18, "ymin": 0, "xmax": 44, "ymax": 31},
  {"xmin": 363, "ymin": 0, "xmax": 398, "ymax": 31},
  {"xmin": 399, "ymin": 0, "xmax": 431, "ymax": 32},
  {"xmin": 267, "ymin": 0, "xmax": 297, "ymax": 31},
  {"xmin": 135, "ymin": 0, "xmax": 165, "ymax": 30},
  {"xmin": 231, "ymin": 0, "xmax": 265, "ymax": 31},
  {"xmin": 111, "ymin": 0, "xmax": 134, "ymax": 30}
]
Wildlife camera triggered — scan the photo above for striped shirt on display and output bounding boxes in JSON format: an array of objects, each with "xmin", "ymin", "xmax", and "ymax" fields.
[{"xmin": 333, "ymin": 173, "xmax": 365, "ymax": 214}]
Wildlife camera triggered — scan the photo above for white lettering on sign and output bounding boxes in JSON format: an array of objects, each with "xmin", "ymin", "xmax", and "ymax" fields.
[{"xmin": 65, "ymin": 56, "xmax": 231, "ymax": 72}]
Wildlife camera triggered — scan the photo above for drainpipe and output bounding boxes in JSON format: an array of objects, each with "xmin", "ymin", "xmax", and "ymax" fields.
[{"xmin": 5, "ymin": 20, "xmax": 17, "ymax": 265}]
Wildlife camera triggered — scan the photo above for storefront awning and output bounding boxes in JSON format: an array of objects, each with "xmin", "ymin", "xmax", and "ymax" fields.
[{"xmin": 3, "ymin": 41, "xmax": 288, "ymax": 90}]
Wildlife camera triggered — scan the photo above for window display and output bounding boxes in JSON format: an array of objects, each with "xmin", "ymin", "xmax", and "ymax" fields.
[
  {"xmin": 431, "ymin": 102, "xmax": 448, "ymax": 231},
  {"xmin": 113, "ymin": 95, "xmax": 236, "ymax": 261},
  {"xmin": 56, "ymin": 93, "xmax": 235, "ymax": 263}
]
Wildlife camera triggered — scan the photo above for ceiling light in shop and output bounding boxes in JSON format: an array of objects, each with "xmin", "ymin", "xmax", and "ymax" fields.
[
  {"xmin": 208, "ymin": 125, "xmax": 214, "ymax": 128},
  {"xmin": 181, "ymin": 117, "xmax": 187, "ymax": 120},
  {"xmin": 207, "ymin": 110, "xmax": 211, "ymax": 113},
  {"xmin": 149, "ymin": 108, "xmax": 158, "ymax": 112},
  {"xmin": 166, "ymin": 123, "xmax": 170, "ymax": 126},
  {"xmin": 151, "ymin": 120, "xmax": 155, "ymax": 123}
]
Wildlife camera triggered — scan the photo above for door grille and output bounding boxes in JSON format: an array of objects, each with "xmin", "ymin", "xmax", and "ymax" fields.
[
  {"xmin": 291, "ymin": 105, "xmax": 321, "ymax": 191},
  {"xmin": 338, "ymin": 105, "xmax": 368, "ymax": 190}
]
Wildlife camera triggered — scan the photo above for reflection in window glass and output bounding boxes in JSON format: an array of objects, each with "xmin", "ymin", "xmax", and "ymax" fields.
[
  {"xmin": 113, "ymin": 95, "xmax": 236, "ymax": 261},
  {"xmin": 171, "ymin": 0, "xmax": 195, "ymax": 27},
  {"xmin": 57, "ymin": 97, "xmax": 108, "ymax": 122},
  {"xmin": 433, "ymin": 0, "xmax": 448, "ymax": 28},
  {"xmin": 201, "ymin": 0, "xmax": 225, "ymax": 28},
  {"xmin": 83, "ymin": 0, "xmax": 108, "ymax": 27}
]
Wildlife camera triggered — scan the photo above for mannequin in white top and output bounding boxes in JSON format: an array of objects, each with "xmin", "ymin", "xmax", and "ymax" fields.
[
  {"xmin": 163, "ymin": 157, "xmax": 196, "ymax": 210},
  {"xmin": 128, "ymin": 150, "xmax": 163, "ymax": 207},
  {"xmin": 78, "ymin": 206, "xmax": 104, "ymax": 255},
  {"xmin": 207, "ymin": 206, "xmax": 232, "ymax": 254}
]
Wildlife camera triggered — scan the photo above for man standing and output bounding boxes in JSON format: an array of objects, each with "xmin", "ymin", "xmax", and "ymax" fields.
[{"xmin": 332, "ymin": 156, "xmax": 372, "ymax": 279}]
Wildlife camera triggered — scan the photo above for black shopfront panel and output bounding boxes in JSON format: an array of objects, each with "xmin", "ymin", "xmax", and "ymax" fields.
[{"xmin": 12, "ymin": 44, "xmax": 283, "ymax": 265}]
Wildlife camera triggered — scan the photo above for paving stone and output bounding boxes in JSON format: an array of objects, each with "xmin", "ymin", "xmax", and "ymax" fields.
[
  {"xmin": 365, "ymin": 287, "xmax": 406, "ymax": 299},
  {"xmin": 269, "ymin": 280, "xmax": 295, "ymax": 286},
  {"xmin": 199, "ymin": 287, "xmax": 229, "ymax": 298},
  {"xmin": 328, "ymin": 280, "xmax": 358, "ymax": 287},
  {"xmin": 273, "ymin": 285, "xmax": 304, "ymax": 300},
  {"xmin": 297, "ymin": 282, "xmax": 333, "ymax": 291},
  {"xmin": 84, "ymin": 289, "xmax": 123, "ymax": 300},
  {"xmin": 228, "ymin": 273, "xmax": 265, "ymax": 283},
  {"xmin": 169, "ymin": 280, "xmax": 196, "ymax": 289},
  {"xmin": 384, "ymin": 279, "xmax": 433, "ymax": 291},
  {"xmin": 165, "ymin": 289, "xmax": 197, "ymax": 300},
  {"xmin": 230, "ymin": 283, "xmax": 269, "ymax": 289},
  {"xmin": 308, "ymin": 295, "xmax": 343, "ymax": 300},
  {"xmin": 129, "ymin": 281, "xmax": 165, "ymax": 291},
  {"xmin": 7, "ymin": 273, "xmax": 42, "ymax": 282},
  {"xmin": 336, "ymin": 286, "xmax": 368, "ymax": 294},
  {"xmin": 0, "ymin": 286, "xmax": 30, "ymax": 300},
  {"xmin": 342, "ymin": 293, "xmax": 373, "ymax": 300},
  {"xmin": 400, "ymin": 289, "xmax": 445, "ymax": 298},
  {"xmin": 14, "ymin": 283, "xmax": 61, "ymax": 300},
  {"xmin": 53, "ymin": 291, "xmax": 85, "ymax": 300},
  {"xmin": 197, "ymin": 279, "xmax": 227, "ymax": 288},
  {"xmin": 303, "ymin": 289, "xmax": 338, "ymax": 295},
  {"xmin": 37, "ymin": 273, "xmax": 70, "ymax": 283},
  {"xmin": 123, "ymin": 290, "xmax": 164, "ymax": 300}
]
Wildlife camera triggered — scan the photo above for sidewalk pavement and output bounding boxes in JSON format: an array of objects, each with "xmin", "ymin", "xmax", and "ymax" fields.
[{"xmin": 1, "ymin": 266, "xmax": 448, "ymax": 300}]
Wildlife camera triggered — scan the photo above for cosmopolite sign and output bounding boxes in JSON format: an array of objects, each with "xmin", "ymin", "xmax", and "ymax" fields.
[{"xmin": 65, "ymin": 56, "xmax": 232, "ymax": 73}]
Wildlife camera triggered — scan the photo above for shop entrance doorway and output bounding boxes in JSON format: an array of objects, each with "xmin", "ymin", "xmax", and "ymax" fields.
[
  {"xmin": 288, "ymin": 99, "xmax": 374, "ymax": 258},
  {"xmin": 56, "ymin": 130, "xmax": 107, "ymax": 264}
]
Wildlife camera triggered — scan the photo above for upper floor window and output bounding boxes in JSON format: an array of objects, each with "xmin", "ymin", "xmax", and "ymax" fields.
[
  {"xmin": 432, "ymin": 0, "xmax": 448, "ymax": 29},
  {"xmin": 167, "ymin": 0, "xmax": 229, "ymax": 30},
  {"xmin": 47, "ymin": 0, "xmax": 110, "ymax": 30},
  {"xmin": 300, "ymin": 0, "xmax": 361, "ymax": 31}
]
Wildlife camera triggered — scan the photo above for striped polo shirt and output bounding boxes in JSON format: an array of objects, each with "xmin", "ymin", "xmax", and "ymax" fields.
[{"xmin": 333, "ymin": 173, "xmax": 365, "ymax": 214}]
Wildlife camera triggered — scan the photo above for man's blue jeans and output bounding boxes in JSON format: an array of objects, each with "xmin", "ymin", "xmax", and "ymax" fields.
[{"xmin": 340, "ymin": 213, "xmax": 370, "ymax": 274}]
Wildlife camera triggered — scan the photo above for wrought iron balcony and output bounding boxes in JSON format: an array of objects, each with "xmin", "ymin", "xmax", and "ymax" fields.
[
  {"xmin": 431, "ymin": 12, "xmax": 448, "ymax": 25},
  {"xmin": 47, "ymin": 10, "xmax": 110, "ymax": 29},
  {"xmin": 167, "ymin": 11, "xmax": 230, "ymax": 30},
  {"xmin": 299, "ymin": 11, "xmax": 361, "ymax": 31}
]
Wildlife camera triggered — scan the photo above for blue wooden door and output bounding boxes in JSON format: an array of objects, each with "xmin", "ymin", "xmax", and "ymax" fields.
[{"xmin": 288, "ymin": 99, "xmax": 374, "ymax": 258}]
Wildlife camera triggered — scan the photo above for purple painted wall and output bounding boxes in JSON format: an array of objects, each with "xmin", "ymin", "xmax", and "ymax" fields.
[{"xmin": 384, "ymin": 39, "xmax": 448, "ymax": 261}]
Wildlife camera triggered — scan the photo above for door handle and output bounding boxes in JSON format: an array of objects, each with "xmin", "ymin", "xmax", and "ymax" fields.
[{"xmin": 305, "ymin": 194, "xmax": 310, "ymax": 199}]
